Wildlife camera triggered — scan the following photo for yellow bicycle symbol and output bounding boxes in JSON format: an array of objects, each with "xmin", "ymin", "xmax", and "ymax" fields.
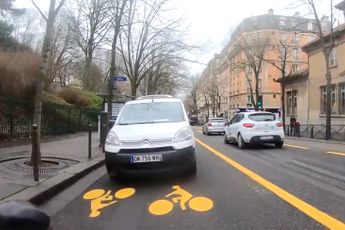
[
  {"xmin": 83, "ymin": 187, "xmax": 135, "ymax": 218},
  {"xmin": 148, "ymin": 185, "xmax": 213, "ymax": 216}
]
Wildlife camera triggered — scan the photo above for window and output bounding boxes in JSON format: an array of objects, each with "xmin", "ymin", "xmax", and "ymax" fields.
[
  {"xmin": 321, "ymin": 86, "xmax": 327, "ymax": 114},
  {"xmin": 329, "ymin": 49, "xmax": 337, "ymax": 67},
  {"xmin": 287, "ymin": 91, "xmax": 292, "ymax": 114},
  {"xmin": 292, "ymin": 64, "xmax": 299, "ymax": 73},
  {"xmin": 273, "ymin": 94, "xmax": 276, "ymax": 98},
  {"xmin": 118, "ymin": 102, "xmax": 184, "ymax": 124},
  {"xmin": 258, "ymin": 79, "xmax": 262, "ymax": 89},
  {"xmin": 292, "ymin": 90, "xmax": 297, "ymax": 114},
  {"xmin": 322, "ymin": 22, "xmax": 328, "ymax": 33},
  {"xmin": 280, "ymin": 32, "xmax": 286, "ymax": 41},
  {"xmin": 247, "ymin": 96, "xmax": 252, "ymax": 103},
  {"xmin": 308, "ymin": 22, "xmax": 313, "ymax": 31},
  {"xmin": 339, "ymin": 83, "xmax": 345, "ymax": 114},
  {"xmin": 280, "ymin": 18, "xmax": 286, "ymax": 26},
  {"xmin": 292, "ymin": 33, "xmax": 299, "ymax": 43},
  {"xmin": 292, "ymin": 48, "xmax": 298, "ymax": 60},
  {"xmin": 249, "ymin": 113, "xmax": 276, "ymax": 122},
  {"xmin": 286, "ymin": 90, "xmax": 297, "ymax": 115},
  {"xmin": 321, "ymin": 85, "xmax": 337, "ymax": 114},
  {"xmin": 291, "ymin": 20, "xmax": 297, "ymax": 28}
]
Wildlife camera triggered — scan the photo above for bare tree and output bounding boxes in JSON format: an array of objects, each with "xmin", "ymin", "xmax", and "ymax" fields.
[
  {"xmin": 118, "ymin": 0, "xmax": 191, "ymax": 98},
  {"xmin": 184, "ymin": 74, "xmax": 200, "ymax": 115},
  {"xmin": 264, "ymin": 41, "xmax": 293, "ymax": 132},
  {"xmin": 107, "ymin": 0, "xmax": 128, "ymax": 115},
  {"xmin": 45, "ymin": 19, "xmax": 76, "ymax": 88},
  {"xmin": 233, "ymin": 32, "xmax": 270, "ymax": 111},
  {"xmin": 31, "ymin": 0, "xmax": 65, "ymax": 164},
  {"xmin": 67, "ymin": 0, "xmax": 111, "ymax": 91},
  {"xmin": 299, "ymin": 0, "xmax": 336, "ymax": 139}
]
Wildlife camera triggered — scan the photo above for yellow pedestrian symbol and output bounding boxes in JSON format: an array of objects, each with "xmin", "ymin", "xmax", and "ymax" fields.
[
  {"xmin": 148, "ymin": 185, "xmax": 213, "ymax": 216},
  {"xmin": 83, "ymin": 187, "xmax": 135, "ymax": 218}
]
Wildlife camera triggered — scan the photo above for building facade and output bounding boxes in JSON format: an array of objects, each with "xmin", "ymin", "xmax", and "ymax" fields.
[{"xmin": 198, "ymin": 10, "xmax": 322, "ymax": 119}]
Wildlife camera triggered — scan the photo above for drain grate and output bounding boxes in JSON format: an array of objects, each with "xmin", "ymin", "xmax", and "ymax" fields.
[{"xmin": 0, "ymin": 157, "xmax": 79, "ymax": 176}]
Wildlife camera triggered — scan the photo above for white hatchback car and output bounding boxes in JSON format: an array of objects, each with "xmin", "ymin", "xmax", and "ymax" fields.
[
  {"xmin": 224, "ymin": 112, "xmax": 285, "ymax": 149},
  {"xmin": 104, "ymin": 95, "xmax": 196, "ymax": 179}
]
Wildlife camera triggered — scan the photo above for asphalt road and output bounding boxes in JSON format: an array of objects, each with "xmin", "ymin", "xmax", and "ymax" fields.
[{"xmin": 40, "ymin": 127, "xmax": 345, "ymax": 230}]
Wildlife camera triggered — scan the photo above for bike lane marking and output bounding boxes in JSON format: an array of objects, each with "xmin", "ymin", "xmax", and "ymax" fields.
[
  {"xmin": 148, "ymin": 185, "xmax": 214, "ymax": 216},
  {"xmin": 83, "ymin": 187, "xmax": 136, "ymax": 218},
  {"xmin": 195, "ymin": 138, "xmax": 345, "ymax": 230}
]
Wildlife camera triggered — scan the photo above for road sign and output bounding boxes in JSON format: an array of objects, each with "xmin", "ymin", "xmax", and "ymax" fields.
[{"xmin": 113, "ymin": 76, "xmax": 127, "ymax": 81}]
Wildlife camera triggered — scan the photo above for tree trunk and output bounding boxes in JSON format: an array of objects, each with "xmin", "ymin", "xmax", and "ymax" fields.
[
  {"xmin": 325, "ymin": 72, "xmax": 332, "ymax": 140},
  {"xmin": 31, "ymin": 0, "xmax": 58, "ymax": 165},
  {"xmin": 281, "ymin": 84, "xmax": 286, "ymax": 134},
  {"xmin": 131, "ymin": 83, "xmax": 137, "ymax": 98}
]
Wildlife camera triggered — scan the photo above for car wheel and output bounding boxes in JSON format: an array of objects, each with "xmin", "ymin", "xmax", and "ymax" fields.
[
  {"xmin": 205, "ymin": 129, "xmax": 209, "ymax": 135},
  {"xmin": 275, "ymin": 141, "xmax": 284, "ymax": 148},
  {"xmin": 185, "ymin": 161, "xmax": 197, "ymax": 177},
  {"xmin": 224, "ymin": 134, "xmax": 229, "ymax": 144},
  {"xmin": 237, "ymin": 133, "xmax": 246, "ymax": 149},
  {"xmin": 106, "ymin": 164, "xmax": 120, "ymax": 180}
]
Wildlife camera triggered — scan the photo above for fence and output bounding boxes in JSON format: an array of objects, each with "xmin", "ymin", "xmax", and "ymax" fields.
[
  {"xmin": 0, "ymin": 97, "xmax": 101, "ymax": 140},
  {"xmin": 286, "ymin": 124, "xmax": 345, "ymax": 141}
]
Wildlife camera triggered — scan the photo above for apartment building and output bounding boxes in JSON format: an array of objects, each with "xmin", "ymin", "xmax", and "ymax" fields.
[
  {"xmin": 198, "ymin": 10, "xmax": 323, "ymax": 119},
  {"xmin": 281, "ymin": 24, "xmax": 345, "ymax": 125}
]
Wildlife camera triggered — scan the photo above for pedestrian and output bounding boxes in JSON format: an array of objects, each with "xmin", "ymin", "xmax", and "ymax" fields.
[{"xmin": 290, "ymin": 115, "xmax": 296, "ymax": 136}]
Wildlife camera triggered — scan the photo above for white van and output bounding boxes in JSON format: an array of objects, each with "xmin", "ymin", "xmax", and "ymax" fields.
[{"xmin": 104, "ymin": 95, "xmax": 196, "ymax": 179}]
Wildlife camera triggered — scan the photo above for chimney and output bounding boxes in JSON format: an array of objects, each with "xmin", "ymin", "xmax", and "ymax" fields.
[
  {"xmin": 293, "ymin": 11, "xmax": 300, "ymax": 17},
  {"xmin": 268, "ymin": 9, "xmax": 274, "ymax": 15}
]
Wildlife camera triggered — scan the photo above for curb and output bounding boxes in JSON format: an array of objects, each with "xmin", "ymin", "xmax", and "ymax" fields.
[
  {"xmin": 2, "ymin": 156, "xmax": 105, "ymax": 205},
  {"xmin": 286, "ymin": 136, "xmax": 345, "ymax": 146}
]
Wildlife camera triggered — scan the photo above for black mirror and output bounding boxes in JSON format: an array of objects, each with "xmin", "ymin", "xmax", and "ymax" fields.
[{"xmin": 225, "ymin": 122, "xmax": 230, "ymax": 126}]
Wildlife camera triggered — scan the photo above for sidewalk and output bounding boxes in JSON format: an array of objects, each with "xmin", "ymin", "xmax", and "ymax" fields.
[{"xmin": 0, "ymin": 132, "xmax": 104, "ymax": 204}]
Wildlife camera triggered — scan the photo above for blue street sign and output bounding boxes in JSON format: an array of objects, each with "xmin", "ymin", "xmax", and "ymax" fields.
[{"xmin": 113, "ymin": 76, "xmax": 127, "ymax": 81}]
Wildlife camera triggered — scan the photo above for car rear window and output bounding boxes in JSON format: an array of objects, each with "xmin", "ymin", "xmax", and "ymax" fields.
[
  {"xmin": 118, "ymin": 102, "xmax": 185, "ymax": 125},
  {"xmin": 248, "ymin": 113, "xmax": 275, "ymax": 122}
]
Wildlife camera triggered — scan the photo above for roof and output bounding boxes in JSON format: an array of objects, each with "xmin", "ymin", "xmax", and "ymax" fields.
[
  {"xmin": 335, "ymin": 0, "xmax": 345, "ymax": 10},
  {"xmin": 303, "ymin": 24, "xmax": 345, "ymax": 53},
  {"xmin": 239, "ymin": 111, "xmax": 275, "ymax": 115},
  {"xmin": 126, "ymin": 97, "xmax": 181, "ymax": 105},
  {"xmin": 275, "ymin": 69, "xmax": 309, "ymax": 83}
]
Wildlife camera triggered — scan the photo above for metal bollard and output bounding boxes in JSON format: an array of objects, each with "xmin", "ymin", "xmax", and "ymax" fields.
[
  {"xmin": 99, "ymin": 111, "xmax": 109, "ymax": 148},
  {"xmin": 88, "ymin": 124, "xmax": 92, "ymax": 159},
  {"xmin": 310, "ymin": 125, "xmax": 314, "ymax": 139},
  {"xmin": 31, "ymin": 124, "xmax": 39, "ymax": 182}
]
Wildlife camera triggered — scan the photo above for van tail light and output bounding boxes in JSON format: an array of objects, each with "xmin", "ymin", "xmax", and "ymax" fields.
[
  {"xmin": 276, "ymin": 122, "xmax": 283, "ymax": 127},
  {"xmin": 207, "ymin": 123, "xmax": 212, "ymax": 127},
  {"xmin": 243, "ymin": 123, "xmax": 255, "ymax": 128}
]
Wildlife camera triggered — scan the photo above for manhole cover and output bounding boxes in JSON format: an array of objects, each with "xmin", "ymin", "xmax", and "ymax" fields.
[{"xmin": 0, "ymin": 157, "xmax": 79, "ymax": 176}]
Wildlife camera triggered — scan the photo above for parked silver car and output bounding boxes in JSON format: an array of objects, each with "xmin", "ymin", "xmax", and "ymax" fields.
[{"xmin": 202, "ymin": 117, "xmax": 227, "ymax": 135}]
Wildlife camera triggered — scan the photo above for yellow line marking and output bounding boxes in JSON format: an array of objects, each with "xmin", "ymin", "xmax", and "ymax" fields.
[
  {"xmin": 326, "ymin": 151, "xmax": 345, "ymax": 157},
  {"xmin": 195, "ymin": 138, "xmax": 345, "ymax": 230},
  {"xmin": 284, "ymin": 144, "xmax": 310, "ymax": 150}
]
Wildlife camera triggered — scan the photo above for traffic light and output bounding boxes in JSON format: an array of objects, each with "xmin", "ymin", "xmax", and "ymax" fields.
[{"xmin": 257, "ymin": 95, "xmax": 263, "ymax": 109}]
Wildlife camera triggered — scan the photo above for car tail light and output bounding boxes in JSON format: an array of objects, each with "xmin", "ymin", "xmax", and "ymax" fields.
[
  {"xmin": 243, "ymin": 123, "xmax": 255, "ymax": 128},
  {"xmin": 207, "ymin": 123, "xmax": 212, "ymax": 127},
  {"xmin": 276, "ymin": 122, "xmax": 283, "ymax": 127}
]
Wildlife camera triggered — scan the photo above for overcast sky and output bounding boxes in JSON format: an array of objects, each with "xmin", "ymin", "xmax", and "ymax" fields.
[{"xmin": 15, "ymin": 0, "xmax": 343, "ymax": 73}]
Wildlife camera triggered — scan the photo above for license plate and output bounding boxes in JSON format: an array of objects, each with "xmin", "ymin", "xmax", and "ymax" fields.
[
  {"xmin": 131, "ymin": 154, "xmax": 163, "ymax": 163},
  {"xmin": 260, "ymin": 136, "xmax": 273, "ymax": 140}
]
